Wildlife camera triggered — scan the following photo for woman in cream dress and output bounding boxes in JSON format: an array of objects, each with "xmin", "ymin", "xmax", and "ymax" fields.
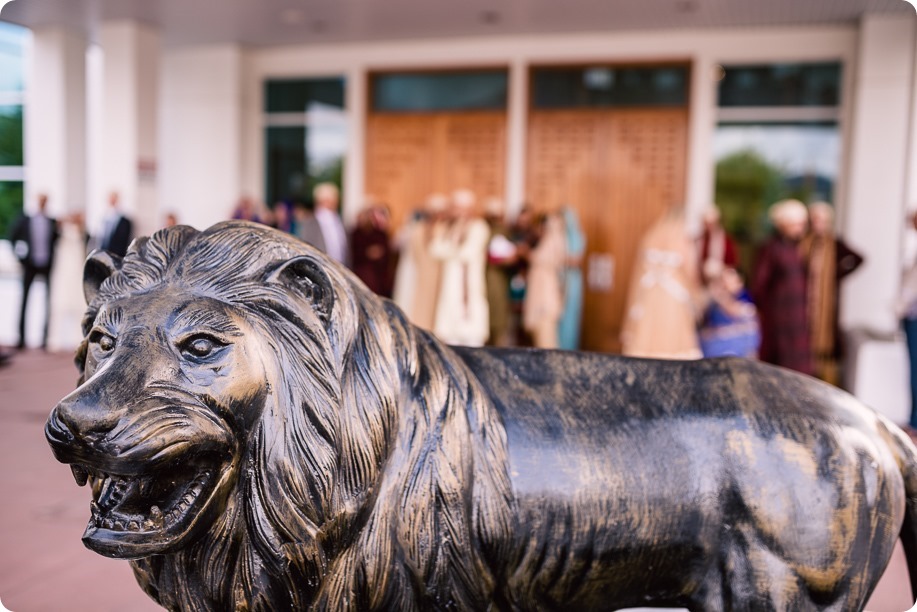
[
  {"xmin": 620, "ymin": 207, "xmax": 702, "ymax": 359},
  {"xmin": 523, "ymin": 211, "xmax": 567, "ymax": 349}
]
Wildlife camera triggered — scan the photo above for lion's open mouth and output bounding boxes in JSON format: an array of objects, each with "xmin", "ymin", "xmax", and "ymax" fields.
[{"xmin": 70, "ymin": 460, "xmax": 227, "ymax": 558}]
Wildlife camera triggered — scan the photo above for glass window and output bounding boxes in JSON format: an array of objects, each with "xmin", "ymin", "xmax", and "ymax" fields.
[
  {"xmin": 0, "ymin": 180, "xmax": 23, "ymax": 238},
  {"xmin": 0, "ymin": 22, "xmax": 26, "ymax": 93},
  {"xmin": 265, "ymin": 78, "xmax": 345, "ymax": 113},
  {"xmin": 371, "ymin": 71, "xmax": 508, "ymax": 112},
  {"xmin": 715, "ymin": 122, "xmax": 839, "ymax": 239},
  {"xmin": 0, "ymin": 22, "xmax": 25, "ymax": 240},
  {"xmin": 713, "ymin": 61, "xmax": 844, "ymax": 273},
  {"xmin": 264, "ymin": 103, "xmax": 347, "ymax": 205},
  {"xmin": 264, "ymin": 78, "xmax": 347, "ymax": 207},
  {"xmin": 718, "ymin": 63, "xmax": 842, "ymax": 107},
  {"xmin": 532, "ymin": 65, "xmax": 689, "ymax": 109},
  {"xmin": 0, "ymin": 105, "xmax": 24, "ymax": 166}
]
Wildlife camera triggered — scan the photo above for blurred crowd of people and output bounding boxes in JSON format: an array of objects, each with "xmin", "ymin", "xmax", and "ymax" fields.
[
  {"xmin": 7, "ymin": 184, "xmax": 871, "ymax": 392},
  {"xmin": 621, "ymin": 199, "xmax": 864, "ymax": 388},
  {"xmin": 241, "ymin": 188, "xmax": 867, "ymax": 390},
  {"xmin": 391, "ymin": 191, "xmax": 585, "ymax": 349},
  {"xmin": 236, "ymin": 186, "xmax": 587, "ymax": 350}
]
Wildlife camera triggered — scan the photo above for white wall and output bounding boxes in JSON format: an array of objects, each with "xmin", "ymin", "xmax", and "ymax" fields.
[{"xmin": 159, "ymin": 45, "xmax": 242, "ymax": 230}]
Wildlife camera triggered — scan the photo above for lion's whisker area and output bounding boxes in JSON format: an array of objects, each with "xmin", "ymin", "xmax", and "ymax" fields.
[{"xmin": 41, "ymin": 220, "xmax": 917, "ymax": 611}]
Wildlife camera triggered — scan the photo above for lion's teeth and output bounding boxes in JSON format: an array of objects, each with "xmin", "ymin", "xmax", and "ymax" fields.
[
  {"xmin": 71, "ymin": 465, "xmax": 89, "ymax": 487},
  {"xmin": 128, "ymin": 521, "xmax": 140, "ymax": 531},
  {"xmin": 90, "ymin": 476, "xmax": 103, "ymax": 499},
  {"xmin": 149, "ymin": 505, "xmax": 164, "ymax": 528},
  {"xmin": 139, "ymin": 477, "xmax": 153, "ymax": 497}
]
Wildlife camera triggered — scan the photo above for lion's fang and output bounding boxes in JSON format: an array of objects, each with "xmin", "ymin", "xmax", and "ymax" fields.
[
  {"xmin": 90, "ymin": 501, "xmax": 101, "ymax": 516},
  {"xmin": 139, "ymin": 477, "xmax": 153, "ymax": 497},
  {"xmin": 71, "ymin": 465, "xmax": 89, "ymax": 487}
]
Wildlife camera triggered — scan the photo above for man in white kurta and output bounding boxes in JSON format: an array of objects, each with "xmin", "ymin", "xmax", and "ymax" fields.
[{"xmin": 430, "ymin": 190, "xmax": 490, "ymax": 347}]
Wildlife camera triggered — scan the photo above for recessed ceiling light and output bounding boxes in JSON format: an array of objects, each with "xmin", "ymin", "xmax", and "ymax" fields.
[
  {"xmin": 480, "ymin": 10, "xmax": 500, "ymax": 25},
  {"xmin": 675, "ymin": 0, "xmax": 698, "ymax": 14}
]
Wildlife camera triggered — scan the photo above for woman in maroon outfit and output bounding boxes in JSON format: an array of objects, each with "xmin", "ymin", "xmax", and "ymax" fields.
[
  {"xmin": 350, "ymin": 204, "xmax": 394, "ymax": 297},
  {"xmin": 751, "ymin": 199, "xmax": 814, "ymax": 376}
]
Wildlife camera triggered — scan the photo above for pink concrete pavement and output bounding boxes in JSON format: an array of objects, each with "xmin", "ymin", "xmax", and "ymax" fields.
[
  {"xmin": 0, "ymin": 350, "xmax": 160, "ymax": 612},
  {"xmin": 0, "ymin": 350, "xmax": 912, "ymax": 611}
]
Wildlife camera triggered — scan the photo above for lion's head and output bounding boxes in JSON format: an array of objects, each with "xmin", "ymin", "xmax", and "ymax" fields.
[{"xmin": 45, "ymin": 221, "xmax": 513, "ymax": 609}]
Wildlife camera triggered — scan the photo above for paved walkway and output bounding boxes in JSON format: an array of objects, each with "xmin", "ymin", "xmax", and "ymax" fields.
[
  {"xmin": 0, "ymin": 350, "xmax": 160, "ymax": 612},
  {"xmin": 0, "ymin": 350, "xmax": 911, "ymax": 611}
]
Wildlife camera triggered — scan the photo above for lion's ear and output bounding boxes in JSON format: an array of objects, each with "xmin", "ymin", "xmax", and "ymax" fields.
[
  {"xmin": 266, "ymin": 256, "xmax": 334, "ymax": 325},
  {"xmin": 84, "ymin": 250, "xmax": 122, "ymax": 304}
]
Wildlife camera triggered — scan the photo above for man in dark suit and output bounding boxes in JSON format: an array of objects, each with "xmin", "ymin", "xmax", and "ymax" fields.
[
  {"xmin": 11, "ymin": 193, "xmax": 59, "ymax": 349},
  {"xmin": 99, "ymin": 191, "xmax": 133, "ymax": 257}
]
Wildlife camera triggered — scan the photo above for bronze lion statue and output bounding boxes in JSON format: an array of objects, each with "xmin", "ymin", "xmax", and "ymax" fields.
[{"xmin": 46, "ymin": 221, "xmax": 916, "ymax": 611}]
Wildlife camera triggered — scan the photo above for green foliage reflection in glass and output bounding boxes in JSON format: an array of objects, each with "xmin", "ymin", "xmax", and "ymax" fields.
[
  {"xmin": 0, "ymin": 105, "xmax": 24, "ymax": 166},
  {"xmin": 715, "ymin": 144, "xmax": 835, "ymax": 275},
  {"xmin": 0, "ymin": 181, "xmax": 24, "ymax": 239}
]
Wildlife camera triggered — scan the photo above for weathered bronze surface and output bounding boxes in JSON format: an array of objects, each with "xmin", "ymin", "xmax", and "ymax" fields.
[{"xmin": 45, "ymin": 221, "xmax": 916, "ymax": 610}]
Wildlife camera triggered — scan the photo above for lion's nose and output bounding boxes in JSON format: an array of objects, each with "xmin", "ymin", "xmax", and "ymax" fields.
[
  {"xmin": 45, "ymin": 387, "xmax": 122, "ymax": 453},
  {"xmin": 45, "ymin": 406, "xmax": 76, "ymax": 446}
]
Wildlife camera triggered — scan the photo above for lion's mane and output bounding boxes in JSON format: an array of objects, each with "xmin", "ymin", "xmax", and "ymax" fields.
[{"xmin": 76, "ymin": 221, "xmax": 515, "ymax": 611}]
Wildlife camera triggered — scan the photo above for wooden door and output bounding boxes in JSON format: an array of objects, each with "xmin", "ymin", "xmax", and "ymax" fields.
[
  {"xmin": 365, "ymin": 111, "xmax": 506, "ymax": 229},
  {"xmin": 527, "ymin": 108, "xmax": 688, "ymax": 352}
]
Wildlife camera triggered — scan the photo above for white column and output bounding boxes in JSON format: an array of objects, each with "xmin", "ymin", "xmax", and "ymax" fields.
[
  {"xmin": 239, "ymin": 51, "xmax": 259, "ymax": 206},
  {"xmin": 505, "ymin": 58, "xmax": 528, "ymax": 219},
  {"xmin": 160, "ymin": 45, "xmax": 242, "ymax": 230},
  {"xmin": 93, "ymin": 21, "xmax": 160, "ymax": 238},
  {"xmin": 684, "ymin": 53, "xmax": 717, "ymax": 230},
  {"xmin": 842, "ymin": 14, "xmax": 917, "ymax": 334},
  {"xmin": 343, "ymin": 66, "xmax": 366, "ymax": 226},
  {"xmin": 904, "ymin": 22, "xmax": 917, "ymax": 269},
  {"xmin": 24, "ymin": 27, "xmax": 86, "ymax": 216}
]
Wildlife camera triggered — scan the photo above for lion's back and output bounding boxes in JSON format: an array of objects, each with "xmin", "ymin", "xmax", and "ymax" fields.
[{"xmin": 453, "ymin": 347, "xmax": 856, "ymax": 437}]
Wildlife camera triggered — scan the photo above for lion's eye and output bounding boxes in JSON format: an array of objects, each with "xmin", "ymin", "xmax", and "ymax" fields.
[
  {"xmin": 181, "ymin": 335, "xmax": 223, "ymax": 359},
  {"xmin": 90, "ymin": 330, "xmax": 116, "ymax": 353}
]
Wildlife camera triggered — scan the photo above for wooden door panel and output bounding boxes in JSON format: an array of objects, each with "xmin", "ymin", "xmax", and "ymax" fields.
[
  {"xmin": 527, "ymin": 109, "xmax": 688, "ymax": 353},
  {"xmin": 366, "ymin": 112, "xmax": 506, "ymax": 229},
  {"xmin": 365, "ymin": 114, "xmax": 435, "ymax": 229}
]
